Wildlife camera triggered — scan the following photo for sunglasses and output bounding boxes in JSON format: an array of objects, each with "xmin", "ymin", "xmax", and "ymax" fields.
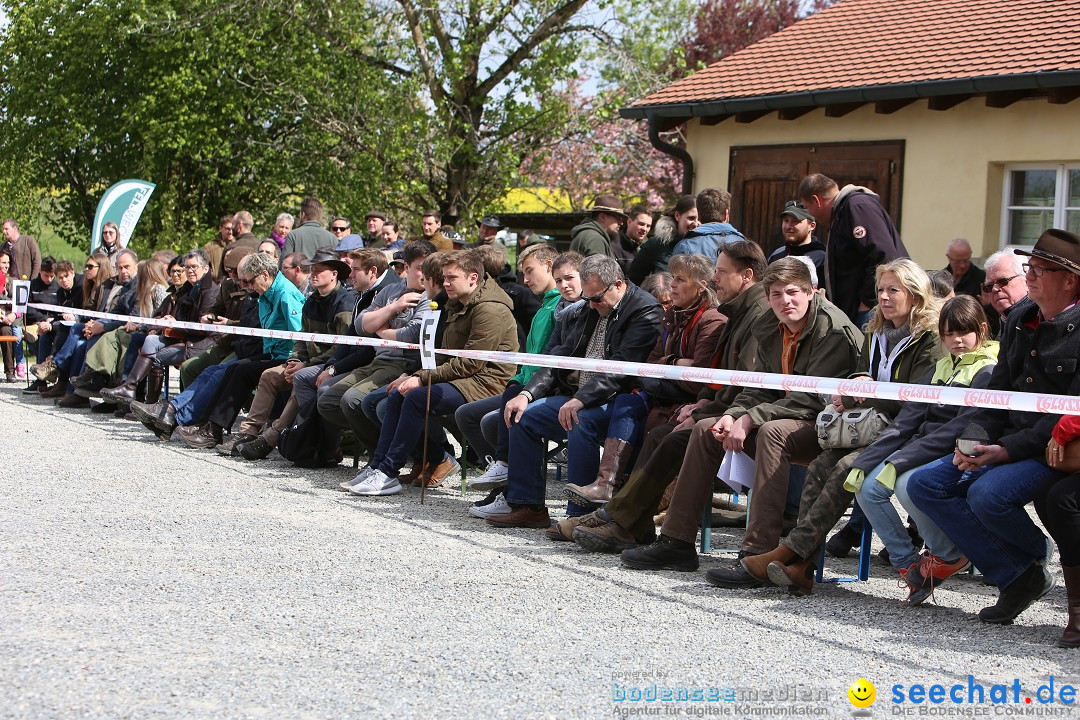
[
  {"xmin": 582, "ymin": 283, "xmax": 613, "ymax": 303},
  {"xmin": 331, "ymin": 226, "xmax": 349, "ymax": 232},
  {"xmin": 84, "ymin": 263, "xmax": 98, "ymax": 270},
  {"xmin": 980, "ymin": 275, "xmax": 1020, "ymax": 293}
]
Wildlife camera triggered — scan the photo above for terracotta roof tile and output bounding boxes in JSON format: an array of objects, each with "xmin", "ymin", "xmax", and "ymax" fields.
[{"xmin": 634, "ymin": 0, "xmax": 1080, "ymax": 109}]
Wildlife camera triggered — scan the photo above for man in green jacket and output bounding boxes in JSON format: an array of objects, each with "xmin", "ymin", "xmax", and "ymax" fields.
[{"xmin": 569, "ymin": 195, "xmax": 626, "ymax": 259}]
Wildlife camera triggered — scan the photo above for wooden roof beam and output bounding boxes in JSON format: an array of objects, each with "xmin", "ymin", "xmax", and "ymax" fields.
[
  {"xmin": 1048, "ymin": 87, "xmax": 1080, "ymax": 105},
  {"xmin": 777, "ymin": 106, "xmax": 815, "ymax": 120},
  {"xmin": 734, "ymin": 109, "xmax": 771, "ymax": 123},
  {"xmin": 985, "ymin": 90, "xmax": 1030, "ymax": 108},
  {"xmin": 874, "ymin": 98, "xmax": 916, "ymax": 114},
  {"xmin": 823, "ymin": 102, "xmax": 864, "ymax": 117},
  {"xmin": 928, "ymin": 94, "xmax": 969, "ymax": 111}
]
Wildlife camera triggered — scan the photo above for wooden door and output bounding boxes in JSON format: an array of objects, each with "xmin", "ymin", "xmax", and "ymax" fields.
[{"xmin": 728, "ymin": 141, "xmax": 904, "ymax": 257}]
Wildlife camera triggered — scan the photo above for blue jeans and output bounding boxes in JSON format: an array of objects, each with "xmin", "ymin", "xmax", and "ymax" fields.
[
  {"xmin": 857, "ymin": 461, "xmax": 958, "ymax": 570},
  {"xmin": 905, "ymin": 455, "xmax": 1058, "ymax": 587},
  {"xmin": 362, "ymin": 384, "xmax": 390, "ymax": 424},
  {"xmin": 503, "ymin": 395, "xmax": 603, "ymax": 515},
  {"xmin": 370, "ymin": 383, "xmax": 466, "ymax": 477},
  {"xmin": 54, "ymin": 323, "xmax": 86, "ymax": 373},
  {"xmin": 12, "ymin": 326, "xmax": 23, "ymax": 364},
  {"xmin": 456, "ymin": 384, "xmax": 524, "ymax": 464},
  {"xmin": 173, "ymin": 358, "xmax": 235, "ymax": 427}
]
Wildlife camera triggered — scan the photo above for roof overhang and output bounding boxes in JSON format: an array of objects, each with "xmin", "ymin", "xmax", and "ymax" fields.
[{"xmin": 619, "ymin": 70, "xmax": 1080, "ymax": 126}]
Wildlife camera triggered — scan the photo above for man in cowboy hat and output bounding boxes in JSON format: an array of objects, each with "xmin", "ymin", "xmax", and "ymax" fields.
[
  {"xmin": 904, "ymin": 228, "xmax": 1080, "ymax": 625},
  {"xmin": 569, "ymin": 194, "xmax": 627, "ymax": 259},
  {"xmin": 472, "ymin": 215, "xmax": 503, "ymax": 247}
]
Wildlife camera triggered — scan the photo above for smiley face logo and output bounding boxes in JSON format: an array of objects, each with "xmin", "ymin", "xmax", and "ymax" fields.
[{"xmin": 848, "ymin": 678, "xmax": 876, "ymax": 708}]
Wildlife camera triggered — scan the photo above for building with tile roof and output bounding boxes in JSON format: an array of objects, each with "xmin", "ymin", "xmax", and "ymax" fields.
[{"xmin": 621, "ymin": 0, "xmax": 1080, "ymax": 267}]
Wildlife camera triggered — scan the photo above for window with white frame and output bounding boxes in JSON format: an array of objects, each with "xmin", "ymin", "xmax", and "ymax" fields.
[{"xmin": 1002, "ymin": 164, "xmax": 1080, "ymax": 248}]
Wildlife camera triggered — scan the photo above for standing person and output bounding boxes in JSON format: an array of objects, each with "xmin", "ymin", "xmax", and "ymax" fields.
[
  {"xmin": 628, "ymin": 196, "xmax": 698, "ymax": 285},
  {"xmin": 798, "ymin": 173, "xmax": 908, "ymax": 326},
  {"xmin": 945, "ymin": 238, "xmax": 985, "ymax": 299},
  {"xmin": 419, "ymin": 211, "xmax": 451, "ymax": 251},
  {"xmin": 569, "ymin": 195, "xmax": 627, "ymax": 258},
  {"xmin": 671, "ymin": 187, "xmax": 744, "ymax": 261},
  {"xmin": 329, "ymin": 216, "xmax": 352, "ymax": 243},
  {"xmin": 612, "ymin": 206, "xmax": 651, "ymax": 274},
  {"xmin": 227, "ymin": 211, "xmax": 260, "ymax": 251},
  {"xmin": 1, "ymin": 217, "xmax": 42, "ymax": 287},
  {"xmin": 905, "ymin": 228, "xmax": 1080, "ymax": 625},
  {"xmin": 271, "ymin": 213, "xmax": 294, "ymax": 249},
  {"xmin": 283, "ymin": 197, "xmax": 337, "ymax": 263},
  {"xmin": 768, "ymin": 201, "xmax": 825, "ymax": 283},
  {"xmin": 472, "ymin": 215, "xmax": 502, "ymax": 247},
  {"xmin": 95, "ymin": 222, "xmax": 121, "ymax": 267},
  {"xmin": 204, "ymin": 214, "xmax": 234, "ymax": 280},
  {"xmin": 363, "ymin": 211, "xmax": 387, "ymax": 248}
]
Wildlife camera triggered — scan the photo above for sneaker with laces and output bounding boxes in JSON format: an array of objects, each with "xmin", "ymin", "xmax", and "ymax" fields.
[
  {"xmin": 468, "ymin": 492, "xmax": 511, "ymax": 518},
  {"xmin": 349, "ymin": 470, "xmax": 402, "ymax": 496},
  {"xmin": 470, "ymin": 460, "xmax": 508, "ymax": 491},
  {"xmin": 340, "ymin": 466, "xmax": 375, "ymax": 490}
]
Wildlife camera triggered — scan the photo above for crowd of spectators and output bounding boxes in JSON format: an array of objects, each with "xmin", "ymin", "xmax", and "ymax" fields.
[{"xmin": 4, "ymin": 179, "xmax": 1079, "ymax": 650}]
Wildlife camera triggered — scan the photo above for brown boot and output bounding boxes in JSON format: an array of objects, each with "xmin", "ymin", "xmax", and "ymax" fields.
[
  {"xmin": 741, "ymin": 545, "xmax": 797, "ymax": 581},
  {"xmin": 101, "ymin": 354, "xmax": 155, "ymax": 404},
  {"xmin": 145, "ymin": 364, "xmax": 165, "ymax": 405},
  {"xmin": 767, "ymin": 557, "xmax": 815, "ymax": 595},
  {"xmin": 566, "ymin": 438, "xmax": 633, "ymax": 506},
  {"xmin": 1060, "ymin": 565, "xmax": 1080, "ymax": 648}
]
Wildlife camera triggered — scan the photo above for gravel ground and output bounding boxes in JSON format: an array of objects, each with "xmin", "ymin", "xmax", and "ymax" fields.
[{"xmin": 1, "ymin": 384, "xmax": 1077, "ymax": 719}]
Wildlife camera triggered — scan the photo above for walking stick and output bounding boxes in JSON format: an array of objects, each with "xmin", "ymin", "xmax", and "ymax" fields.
[{"xmin": 420, "ymin": 371, "xmax": 433, "ymax": 505}]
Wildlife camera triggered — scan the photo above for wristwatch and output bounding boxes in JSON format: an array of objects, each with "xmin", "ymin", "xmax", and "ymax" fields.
[{"xmin": 326, "ymin": 366, "xmax": 336, "ymax": 376}]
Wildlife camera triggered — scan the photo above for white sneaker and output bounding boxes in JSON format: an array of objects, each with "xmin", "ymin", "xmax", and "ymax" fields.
[
  {"xmin": 349, "ymin": 470, "xmax": 402, "ymax": 496},
  {"xmin": 468, "ymin": 491, "xmax": 511, "ymax": 519},
  {"xmin": 340, "ymin": 467, "xmax": 375, "ymax": 490},
  {"xmin": 470, "ymin": 460, "xmax": 509, "ymax": 491}
]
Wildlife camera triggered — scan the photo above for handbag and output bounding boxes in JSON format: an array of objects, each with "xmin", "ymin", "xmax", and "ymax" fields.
[
  {"xmin": 1050, "ymin": 438, "xmax": 1080, "ymax": 473},
  {"xmin": 815, "ymin": 407, "xmax": 890, "ymax": 449}
]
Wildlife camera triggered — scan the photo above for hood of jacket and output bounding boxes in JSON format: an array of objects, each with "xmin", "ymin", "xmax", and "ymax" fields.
[
  {"xmin": 835, "ymin": 184, "xmax": 879, "ymax": 205},
  {"xmin": 652, "ymin": 214, "xmax": 680, "ymax": 246},
  {"xmin": 684, "ymin": 221, "xmax": 743, "ymax": 239}
]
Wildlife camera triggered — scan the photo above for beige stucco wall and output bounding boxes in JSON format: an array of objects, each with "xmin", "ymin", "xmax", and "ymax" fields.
[{"xmin": 686, "ymin": 97, "xmax": 1080, "ymax": 269}]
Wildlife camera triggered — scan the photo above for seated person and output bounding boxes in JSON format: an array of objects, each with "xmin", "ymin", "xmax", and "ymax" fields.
[
  {"xmin": 562, "ymin": 253, "xmax": 725, "ymax": 511},
  {"xmin": 180, "ymin": 250, "xmax": 354, "ymax": 451},
  {"xmin": 735, "ymin": 258, "xmax": 942, "ymax": 595},
  {"xmin": 490, "ymin": 255, "xmax": 662, "ymax": 528},
  {"xmin": 474, "ymin": 243, "xmax": 540, "ymax": 350},
  {"xmin": 27, "ymin": 259, "xmax": 80, "ymax": 391},
  {"xmin": 853, "ymin": 295, "xmax": 996, "ymax": 604},
  {"xmin": 348, "ymin": 249, "xmax": 518, "ymax": 496},
  {"xmin": 168, "ymin": 251, "xmax": 304, "ymax": 445},
  {"xmin": 573, "ymin": 258, "xmax": 860, "ymax": 575},
  {"xmin": 905, "ymin": 229, "xmax": 1080, "ymax": 625},
  {"xmin": 456, "ymin": 244, "xmax": 569, "ymax": 504}
]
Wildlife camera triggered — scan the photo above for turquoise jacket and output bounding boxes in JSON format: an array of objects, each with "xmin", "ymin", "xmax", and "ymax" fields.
[
  {"xmin": 511, "ymin": 287, "xmax": 562, "ymax": 386},
  {"xmin": 258, "ymin": 272, "xmax": 305, "ymax": 359}
]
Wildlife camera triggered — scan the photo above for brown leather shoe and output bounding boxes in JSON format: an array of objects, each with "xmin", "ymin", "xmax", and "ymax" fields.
[
  {"xmin": 40, "ymin": 381, "xmax": 68, "ymax": 399},
  {"xmin": 56, "ymin": 393, "xmax": 90, "ymax": 408},
  {"xmin": 767, "ymin": 559, "xmax": 815, "ymax": 594},
  {"xmin": 177, "ymin": 422, "xmax": 221, "ymax": 449},
  {"xmin": 399, "ymin": 462, "xmax": 428, "ymax": 487},
  {"xmin": 486, "ymin": 505, "xmax": 551, "ymax": 528},
  {"xmin": 417, "ymin": 455, "xmax": 461, "ymax": 488},
  {"xmin": 573, "ymin": 519, "xmax": 637, "ymax": 553},
  {"xmin": 741, "ymin": 545, "xmax": 797, "ymax": 581}
]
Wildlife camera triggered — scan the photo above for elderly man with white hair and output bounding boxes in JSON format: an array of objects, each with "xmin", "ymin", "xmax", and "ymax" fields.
[
  {"xmin": 981, "ymin": 249, "xmax": 1028, "ymax": 338},
  {"xmin": 944, "ymin": 237, "xmax": 985, "ymax": 298}
]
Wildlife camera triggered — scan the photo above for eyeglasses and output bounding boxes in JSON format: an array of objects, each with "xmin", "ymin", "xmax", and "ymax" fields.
[
  {"xmin": 981, "ymin": 275, "xmax": 1020, "ymax": 293},
  {"xmin": 1022, "ymin": 263, "xmax": 1068, "ymax": 278},
  {"xmin": 183, "ymin": 264, "xmax": 203, "ymax": 272},
  {"xmin": 331, "ymin": 225, "xmax": 349, "ymax": 233},
  {"xmin": 102, "ymin": 229, "xmax": 117, "ymax": 235},
  {"xmin": 281, "ymin": 264, "xmax": 297, "ymax": 271},
  {"xmin": 84, "ymin": 263, "xmax": 98, "ymax": 270},
  {"xmin": 582, "ymin": 283, "xmax": 613, "ymax": 303},
  {"xmin": 169, "ymin": 268, "xmax": 185, "ymax": 276}
]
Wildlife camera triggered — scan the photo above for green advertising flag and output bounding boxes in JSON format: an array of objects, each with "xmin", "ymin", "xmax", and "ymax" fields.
[{"xmin": 90, "ymin": 180, "xmax": 156, "ymax": 252}]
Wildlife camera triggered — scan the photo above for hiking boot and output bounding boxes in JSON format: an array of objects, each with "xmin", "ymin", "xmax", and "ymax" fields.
[
  {"xmin": 545, "ymin": 510, "xmax": 607, "ymax": 541},
  {"xmin": 177, "ymin": 422, "xmax": 221, "ymax": 449},
  {"xmin": 416, "ymin": 455, "xmax": 460, "ymax": 488},
  {"xmin": 30, "ymin": 356, "xmax": 56, "ymax": 381},
  {"xmin": 979, "ymin": 563, "xmax": 1055, "ymax": 624},
  {"xmin": 237, "ymin": 435, "xmax": 275, "ymax": 461},
  {"xmin": 573, "ymin": 519, "xmax": 636, "ymax": 553},
  {"xmin": 216, "ymin": 433, "xmax": 257, "ymax": 456},
  {"xmin": 621, "ymin": 535, "xmax": 699, "ymax": 572},
  {"xmin": 56, "ymin": 393, "xmax": 89, "ymax": 408}
]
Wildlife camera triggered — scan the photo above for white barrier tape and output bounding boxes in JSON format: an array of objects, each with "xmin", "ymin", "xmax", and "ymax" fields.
[
  {"xmin": 24, "ymin": 302, "xmax": 1080, "ymax": 416},
  {"xmin": 26, "ymin": 303, "xmax": 418, "ymax": 351}
]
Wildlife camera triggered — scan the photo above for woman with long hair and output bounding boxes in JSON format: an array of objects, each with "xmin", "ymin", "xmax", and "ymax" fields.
[
  {"xmin": 627, "ymin": 195, "xmax": 699, "ymax": 285},
  {"xmin": 134, "ymin": 259, "xmax": 170, "ymax": 318},
  {"xmin": 81, "ymin": 251, "xmax": 114, "ymax": 311}
]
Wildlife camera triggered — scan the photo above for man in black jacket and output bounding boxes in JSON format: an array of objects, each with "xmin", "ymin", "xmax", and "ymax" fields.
[
  {"xmin": 487, "ymin": 255, "xmax": 662, "ymax": 529},
  {"xmin": 799, "ymin": 173, "xmax": 908, "ymax": 325}
]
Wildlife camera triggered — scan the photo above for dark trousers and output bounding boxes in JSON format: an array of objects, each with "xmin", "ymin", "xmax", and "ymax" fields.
[
  {"xmin": 1034, "ymin": 472, "xmax": 1080, "ymax": 567},
  {"xmin": 605, "ymin": 420, "xmax": 688, "ymax": 542},
  {"xmin": 371, "ymin": 383, "xmax": 467, "ymax": 477},
  {"xmin": 206, "ymin": 355, "xmax": 279, "ymax": 431}
]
